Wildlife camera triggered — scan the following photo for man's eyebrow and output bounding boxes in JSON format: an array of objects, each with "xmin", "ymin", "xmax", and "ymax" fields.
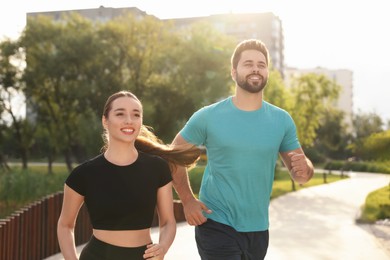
[{"xmin": 243, "ymin": 60, "xmax": 266, "ymax": 64}]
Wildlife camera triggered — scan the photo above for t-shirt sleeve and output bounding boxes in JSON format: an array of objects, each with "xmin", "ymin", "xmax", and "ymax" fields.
[
  {"xmin": 65, "ymin": 165, "xmax": 86, "ymax": 196},
  {"xmin": 158, "ymin": 158, "xmax": 172, "ymax": 187},
  {"xmin": 180, "ymin": 107, "xmax": 208, "ymax": 146},
  {"xmin": 279, "ymin": 112, "xmax": 301, "ymax": 152}
]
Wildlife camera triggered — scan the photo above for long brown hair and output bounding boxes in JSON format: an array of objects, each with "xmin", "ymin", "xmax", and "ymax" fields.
[{"xmin": 101, "ymin": 90, "xmax": 200, "ymax": 169}]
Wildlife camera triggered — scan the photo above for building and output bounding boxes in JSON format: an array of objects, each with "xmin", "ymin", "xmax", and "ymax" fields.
[
  {"xmin": 27, "ymin": 6, "xmax": 149, "ymax": 23},
  {"xmin": 164, "ymin": 12, "xmax": 285, "ymax": 76},
  {"xmin": 285, "ymin": 67, "xmax": 354, "ymax": 132}
]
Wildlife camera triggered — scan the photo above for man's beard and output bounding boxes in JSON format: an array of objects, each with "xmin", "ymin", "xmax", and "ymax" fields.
[{"xmin": 236, "ymin": 73, "xmax": 268, "ymax": 93}]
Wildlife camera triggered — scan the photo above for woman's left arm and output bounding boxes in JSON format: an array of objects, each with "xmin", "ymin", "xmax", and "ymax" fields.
[{"xmin": 144, "ymin": 182, "xmax": 176, "ymax": 259}]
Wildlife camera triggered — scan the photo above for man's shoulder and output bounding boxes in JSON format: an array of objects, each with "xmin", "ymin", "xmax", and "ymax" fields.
[
  {"xmin": 263, "ymin": 101, "xmax": 290, "ymax": 115},
  {"xmin": 198, "ymin": 97, "xmax": 231, "ymax": 113}
]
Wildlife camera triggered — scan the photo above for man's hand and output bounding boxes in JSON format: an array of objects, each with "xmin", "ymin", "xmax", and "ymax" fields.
[
  {"xmin": 288, "ymin": 152, "xmax": 313, "ymax": 184},
  {"xmin": 182, "ymin": 198, "xmax": 212, "ymax": 226}
]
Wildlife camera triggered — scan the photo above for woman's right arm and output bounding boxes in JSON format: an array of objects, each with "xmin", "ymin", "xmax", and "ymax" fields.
[{"xmin": 57, "ymin": 184, "xmax": 84, "ymax": 260}]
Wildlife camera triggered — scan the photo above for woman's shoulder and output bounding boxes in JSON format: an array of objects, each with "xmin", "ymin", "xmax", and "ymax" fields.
[
  {"xmin": 71, "ymin": 154, "xmax": 105, "ymax": 173},
  {"xmin": 138, "ymin": 151, "xmax": 167, "ymax": 165}
]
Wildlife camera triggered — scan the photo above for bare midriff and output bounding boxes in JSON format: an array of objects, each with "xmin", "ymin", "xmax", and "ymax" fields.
[{"xmin": 93, "ymin": 228, "xmax": 152, "ymax": 247}]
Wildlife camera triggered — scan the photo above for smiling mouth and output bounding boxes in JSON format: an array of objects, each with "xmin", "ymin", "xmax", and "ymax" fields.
[
  {"xmin": 121, "ymin": 128, "xmax": 134, "ymax": 134},
  {"xmin": 247, "ymin": 74, "xmax": 262, "ymax": 81}
]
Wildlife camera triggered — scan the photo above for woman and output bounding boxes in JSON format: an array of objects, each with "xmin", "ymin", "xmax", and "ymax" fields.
[{"xmin": 57, "ymin": 91, "xmax": 200, "ymax": 260}]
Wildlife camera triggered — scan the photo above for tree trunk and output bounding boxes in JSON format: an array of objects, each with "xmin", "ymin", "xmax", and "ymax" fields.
[
  {"xmin": 64, "ymin": 149, "xmax": 73, "ymax": 172},
  {"xmin": 47, "ymin": 152, "xmax": 53, "ymax": 175},
  {"xmin": 21, "ymin": 149, "xmax": 28, "ymax": 170},
  {"xmin": 0, "ymin": 153, "xmax": 10, "ymax": 171}
]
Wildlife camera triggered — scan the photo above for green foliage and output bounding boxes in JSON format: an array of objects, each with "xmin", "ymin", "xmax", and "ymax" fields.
[
  {"xmin": 145, "ymin": 21, "xmax": 235, "ymax": 140},
  {"xmin": 353, "ymin": 111, "xmax": 384, "ymax": 139},
  {"xmin": 304, "ymin": 147, "xmax": 327, "ymax": 164},
  {"xmin": 264, "ymin": 70, "xmax": 293, "ymax": 110},
  {"xmin": 349, "ymin": 111, "xmax": 384, "ymax": 159},
  {"xmin": 324, "ymin": 160, "xmax": 390, "ymax": 174},
  {"xmin": 361, "ymin": 130, "xmax": 390, "ymax": 160},
  {"xmin": 175, "ymin": 166, "xmax": 344, "ymax": 201},
  {"xmin": 0, "ymin": 39, "xmax": 34, "ymax": 168},
  {"xmin": 0, "ymin": 166, "xmax": 69, "ymax": 218},
  {"xmin": 173, "ymin": 165, "xmax": 205, "ymax": 199},
  {"xmin": 314, "ymin": 108, "xmax": 352, "ymax": 160},
  {"xmin": 3, "ymin": 12, "xmax": 236, "ymax": 167},
  {"xmin": 359, "ymin": 185, "xmax": 390, "ymax": 223},
  {"xmin": 289, "ymin": 73, "xmax": 341, "ymax": 148}
]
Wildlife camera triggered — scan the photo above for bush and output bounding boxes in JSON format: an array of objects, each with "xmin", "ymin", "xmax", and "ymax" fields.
[
  {"xmin": 324, "ymin": 160, "xmax": 390, "ymax": 174},
  {"xmin": 304, "ymin": 147, "xmax": 326, "ymax": 164},
  {"xmin": 359, "ymin": 185, "xmax": 390, "ymax": 223}
]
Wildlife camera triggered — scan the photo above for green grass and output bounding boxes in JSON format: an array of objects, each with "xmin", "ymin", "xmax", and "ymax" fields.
[
  {"xmin": 359, "ymin": 185, "xmax": 390, "ymax": 223},
  {"xmin": 0, "ymin": 165, "xmax": 69, "ymax": 218},
  {"xmin": 178, "ymin": 166, "xmax": 346, "ymax": 200},
  {"xmin": 271, "ymin": 170, "xmax": 345, "ymax": 199}
]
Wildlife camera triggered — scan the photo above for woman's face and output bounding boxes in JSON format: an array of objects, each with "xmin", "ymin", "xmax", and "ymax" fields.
[{"xmin": 103, "ymin": 96, "xmax": 143, "ymax": 145}]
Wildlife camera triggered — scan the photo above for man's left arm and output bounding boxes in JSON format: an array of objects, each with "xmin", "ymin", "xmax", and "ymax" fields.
[{"xmin": 280, "ymin": 148, "xmax": 314, "ymax": 184}]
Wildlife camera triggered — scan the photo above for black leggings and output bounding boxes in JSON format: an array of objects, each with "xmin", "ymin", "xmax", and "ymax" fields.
[{"xmin": 79, "ymin": 235, "xmax": 148, "ymax": 260}]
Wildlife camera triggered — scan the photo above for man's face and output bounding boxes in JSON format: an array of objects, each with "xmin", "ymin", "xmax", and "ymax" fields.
[{"xmin": 232, "ymin": 49, "xmax": 269, "ymax": 93}]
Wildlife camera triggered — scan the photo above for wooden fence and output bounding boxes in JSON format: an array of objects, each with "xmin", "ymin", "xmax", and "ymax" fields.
[{"xmin": 0, "ymin": 192, "xmax": 185, "ymax": 260}]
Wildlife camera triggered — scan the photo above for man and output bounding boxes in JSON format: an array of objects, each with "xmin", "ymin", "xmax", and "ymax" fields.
[{"xmin": 172, "ymin": 39, "xmax": 314, "ymax": 260}]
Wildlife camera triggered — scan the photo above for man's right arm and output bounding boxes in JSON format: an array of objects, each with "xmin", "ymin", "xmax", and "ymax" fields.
[{"xmin": 171, "ymin": 133, "xmax": 211, "ymax": 226}]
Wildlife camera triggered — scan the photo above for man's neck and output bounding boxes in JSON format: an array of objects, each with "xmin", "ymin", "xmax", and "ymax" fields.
[{"xmin": 232, "ymin": 88, "xmax": 263, "ymax": 111}]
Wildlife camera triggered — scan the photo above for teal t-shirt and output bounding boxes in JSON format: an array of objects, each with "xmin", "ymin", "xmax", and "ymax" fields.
[{"xmin": 180, "ymin": 96, "xmax": 300, "ymax": 232}]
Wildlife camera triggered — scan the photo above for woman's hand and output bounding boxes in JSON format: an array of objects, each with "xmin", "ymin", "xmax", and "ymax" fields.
[{"xmin": 144, "ymin": 243, "xmax": 165, "ymax": 259}]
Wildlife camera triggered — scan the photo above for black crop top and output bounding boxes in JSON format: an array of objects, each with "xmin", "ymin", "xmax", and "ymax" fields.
[{"xmin": 65, "ymin": 151, "xmax": 172, "ymax": 230}]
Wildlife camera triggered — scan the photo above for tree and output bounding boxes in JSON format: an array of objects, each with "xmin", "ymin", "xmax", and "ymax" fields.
[
  {"xmin": 145, "ymin": 21, "xmax": 235, "ymax": 140},
  {"xmin": 95, "ymin": 17, "xmax": 236, "ymax": 141},
  {"xmin": 361, "ymin": 130, "xmax": 390, "ymax": 160},
  {"xmin": 264, "ymin": 69, "xmax": 293, "ymax": 110},
  {"xmin": 18, "ymin": 12, "xmax": 236, "ymax": 168},
  {"xmin": 353, "ymin": 110, "xmax": 384, "ymax": 139},
  {"xmin": 288, "ymin": 73, "xmax": 341, "ymax": 148},
  {"xmin": 350, "ymin": 111, "xmax": 384, "ymax": 159},
  {"xmin": 312, "ymin": 108, "xmax": 352, "ymax": 161},
  {"xmin": 21, "ymin": 14, "xmax": 103, "ymax": 170},
  {"xmin": 0, "ymin": 39, "xmax": 35, "ymax": 169}
]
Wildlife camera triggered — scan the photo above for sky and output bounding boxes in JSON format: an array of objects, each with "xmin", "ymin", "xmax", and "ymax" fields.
[{"xmin": 1, "ymin": 0, "xmax": 390, "ymax": 123}]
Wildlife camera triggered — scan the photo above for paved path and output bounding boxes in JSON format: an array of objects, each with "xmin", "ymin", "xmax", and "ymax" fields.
[
  {"xmin": 266, "ymin": 172, "xmax": 390, "ymax": 260},
  {"xmin": 46, "ymin": 172, "xmax": 390, "ymax": 260}
]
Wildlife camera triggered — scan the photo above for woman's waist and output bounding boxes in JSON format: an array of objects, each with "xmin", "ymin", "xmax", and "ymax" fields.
[{"xmin": 93, "ymin": 228, "xmax": 152, "ymax": 247}]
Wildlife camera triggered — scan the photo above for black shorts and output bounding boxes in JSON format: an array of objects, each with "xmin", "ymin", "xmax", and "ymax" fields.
[
  {"xmin": 79, "ymin": 235, "xmax": 148, "ymax": 260},
  {"xmin": 195, "ymin": 219, "xmax": 269, "ymax": 260}
]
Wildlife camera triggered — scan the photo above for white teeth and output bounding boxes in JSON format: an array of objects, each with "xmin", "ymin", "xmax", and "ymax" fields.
[{"xmin": 122, "ymin": 129, "xmax": 134, "ymax": 133}]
